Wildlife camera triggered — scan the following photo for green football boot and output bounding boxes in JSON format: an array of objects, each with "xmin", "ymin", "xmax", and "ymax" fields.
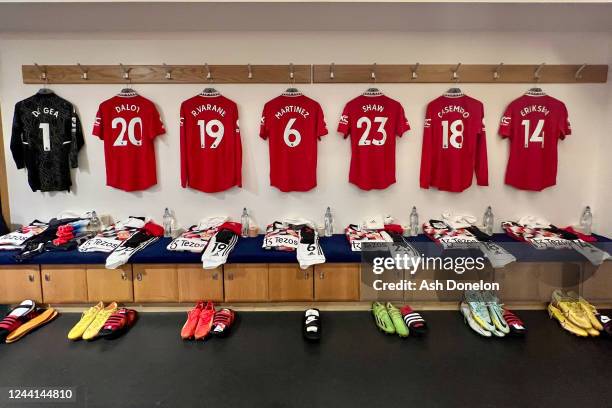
[
  {"xmin": 386, "ymin": 302, "xmax": 409, "ymax": 338},
  {"xmin": 372, "ymin": 302, "xmax": 395, "ymax": 335}
]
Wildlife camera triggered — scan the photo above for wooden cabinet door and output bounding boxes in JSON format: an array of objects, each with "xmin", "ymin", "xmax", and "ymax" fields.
[
  {"xmin": 41, "ymin": 265, "xmax": 88, "ymax": 303},
  {"xmin": 268, "ymin": 264, "xmax": 313, "ymax": 301},
  {"xmin": 224, "ymin": 264, "xmax": 268, "ymax": 302},
  {"xmin": 178, "ymin": 266, "xmax": 223, "ymax": 302},
  {"xmin": 133, "ymin": 265, "xmax": 179, "ymax": 302},
  {"xmin": 0, "ymin": 266, "xmax": 42, "ymax": 303},
  {"xmin": 314, "ymin": 263, "xmax": 360, "ymax": 301},
  {"xmin": 86, "ymin": 266, "xmax": 134, "ymax": 303}
]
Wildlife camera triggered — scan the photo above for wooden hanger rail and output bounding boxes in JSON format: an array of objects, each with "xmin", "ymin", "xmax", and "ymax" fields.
[
  {"xmin": 22, "ymin": 64, "xmax": 311, "ymax": 84},
  {"xmin": 22, "ymin": 63, "xmax": 608, "ymax": 84},
  {"xmin": 315, "ymin": 64, "xmax": 608, "ymax": 83}
]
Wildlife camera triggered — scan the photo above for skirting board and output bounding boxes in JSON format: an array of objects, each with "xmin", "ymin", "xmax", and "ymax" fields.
[{"xmin": 44, "ymin": 301, "xmax": 601, "ymax": 313}]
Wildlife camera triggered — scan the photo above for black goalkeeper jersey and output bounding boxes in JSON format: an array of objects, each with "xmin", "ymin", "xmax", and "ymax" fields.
[{"xmin": 11, "ymin": 92, "xmax": 84, "ymax": 192}]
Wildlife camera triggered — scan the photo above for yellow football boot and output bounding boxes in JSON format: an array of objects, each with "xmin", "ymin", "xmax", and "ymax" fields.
[
  {"xmin": 548, "ymin": 303, "xmax": 589, "ymax": 337},
  {"xmin": 567, "ymin": 291, "xmax": 604, "ymax": 331},
  {"xmin": 587, "ymin": 327, "xmax": 600, "ymax": 337},
  {"xmin": 551, "ymin": 290, "xmax": 592, "ymax": 330},
  {"xmin": 82, "ymin": 302, "xmax": 117, "ymax": 341},
  {"xmin": 68, "ymin": 301, "xmax": 104, "ymax": 340}
]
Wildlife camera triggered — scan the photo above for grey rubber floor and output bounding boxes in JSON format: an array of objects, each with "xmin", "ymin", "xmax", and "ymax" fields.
[{"xmin": 0, "ymin": 310, "xmax": 611, "ymax": 408}]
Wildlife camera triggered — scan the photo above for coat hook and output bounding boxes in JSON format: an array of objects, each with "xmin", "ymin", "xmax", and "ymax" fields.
[
  {"xmin": 163, "ymin": 63, "xmax": 173, "ymax": 80},
  {"xmin": 247, "ymin": 63, "xmax": 253, "ymax": 79},
  {"xmin": 452, "ymin": 63, "xmax": 462, "ymax": 81},
  {"xmin": 493, "ymin": 63, "xmax": 504, "ymax": 80},
  {"xmin": 34, "ymin": 63, "xmax": 47, "ymax": 80},
  {"xmin": 330, "ymin": 62, "xmax": 335, "ymax": 80},
  {"xmin": 371, "ymin": 63, "xmax": 377, "ymax": 81},
  {"xmin": 119, "ymin": 63, "xmax": 131, "ymax": 80},
  {"xmin": 205, "ymin": 63, "xmax": 212, "ymax": 80},
  {"xmin": 77, "ymin": 63, "xmax": 89, "ymax": 80},
  {"xmin": 575, "ymin": 63, "xmax": 587, "ymax": 80},
  {"xmin": 289, "ymin": 63, "xmax": 295, "ymax": 80},
  {"xmin": 534, "ymin": 63, "xmax": 545, "ymax": 81},
  {"xmin": 411, "ymin": 63, "xmax": 420, "ymax": 80}
]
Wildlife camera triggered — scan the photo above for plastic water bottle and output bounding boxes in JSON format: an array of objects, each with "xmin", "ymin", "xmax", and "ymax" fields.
[
  {"xmin": 410, "ymin": 207, "xmax": 419, "ymax": 237},
  {"xmin": 163, "ymin": 208, "xmax": 173, "ymax": 238},
  {"xmin": 89, "ymin": 210, "xmax": 101, "ymax": 232},
  {"xmin": 324, "ymin": 207, "xmax": 333, "ymax": 237},
  {"xmin": 240, "ymin": 208, "xmax": 249, "ymax": 238},
  {"xmin": 580, "ymin": 206, "xmax": 593, "ymax": 235},
  {"xmin": 483, "ymin": 206, "xmax": 494, "ymax": 235}
]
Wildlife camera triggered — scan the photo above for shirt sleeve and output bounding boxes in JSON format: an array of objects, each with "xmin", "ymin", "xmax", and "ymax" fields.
[
  {"xmin": 475, "ymin": 104, "xmax": 489, "ymax": 186},
  {"xmin": 419, "ymin": 105, "xmax": 433, "ymax": 189},
  {"xmin": 499, "ymin": 104, "xmax": 513, "ymax": 138},
  {"xmin": 316, "ymin": 103, "xmax": 328, "ymax": 140},
  {"xmin": 396, "ymin": 104, "xmax": 411, "ymax": 137},
  {"xmin": 259, "ymin": 104, "xmax": 269, "ymax": 140},
  {"xmin": 559, "ymin": 103, "xmax": 571, "ymax": 139},
  {"xmin": 10, "ymin": 102, "xmax": 25, "ymax": 169},
  {"xmin": 179, "ymin": 104, "xmax": 188, "ymax": 188},
  {"xmin": 92, "ymin": 107, "xmax": 104, "ymax": 139},
  {"xmin": 69, "ymin": 106, "xmax": 85, "ymax": 169},
  {"xmin": 337, "ymin": 103, "xmax": 351, "ymax": 138},
  {"xmin": 151, "ymin": 104, "xmax": 165, "ymax": 138},
  {"xmin": 234, "ymin": 107, "xmax": 243, "ymax": 188}
]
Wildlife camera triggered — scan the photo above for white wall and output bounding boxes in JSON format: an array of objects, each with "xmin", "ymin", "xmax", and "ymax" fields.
[
  {"xmin": 1, "ymin": 31, "xmax": 611, "ymax": 234},
  {"xmin": 596, "ymin": 46, "xmax": 612, "ymax": 235}
]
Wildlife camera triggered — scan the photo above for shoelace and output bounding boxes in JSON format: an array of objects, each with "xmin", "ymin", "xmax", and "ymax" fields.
[
  {"xmin": 199, "ymin": 309, "xmax": 214, "ymax": 323},
  {"xmin": 92, "ymin": 310, "xmax": 114, "ymax": 326},
  {"xmin": 387, "ymin": 308, "xmax": 401, "ymax": 319},
  {"xmin": 567, "ymin": 301, "xmax": 587, "ymax": 317},
  {"xmin": 82, "ymin": 308, "xmax": 99, "ymax": 320},
  {"xmin": 487, "ymin": 302, "xmax": 505, "ymax": 317},
  {"xmin": 469, "ymin": 301, "xmax": 489, "ymax": 318},
  {"xmin": 373, "ymin": 306, "xmax": 390, "ymax": 327}
]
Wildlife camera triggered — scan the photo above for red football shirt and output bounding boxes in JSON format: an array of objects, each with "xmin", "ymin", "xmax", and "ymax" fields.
[
  {"xmin": 499, "ymin": 94, "xmax": 571, "ymax": 191},
  {"xmin": 420, "ymin": 94, "xmax": 488, "ymax": 192},
  {"xmin": 337, "ymin": 93, "xmax": 410, "ymax": 190},
  {"xmin": 180, "ymin": 93, "xmax": 242, "ymax": 193},
  {"xmin": 260, "ymin": 93, "xmax": 327, "ymax": 192},
  {"xmin": 93, "ymin": 93, "xmax": 165, "ymax": 192}
]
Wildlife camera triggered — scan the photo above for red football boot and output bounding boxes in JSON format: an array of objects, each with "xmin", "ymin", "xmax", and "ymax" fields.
[
  {"xmin": 194, "ymin": 302, "xmax": 215, "ymax": 340},
  {"xmin": 0, "ymin": 300, "xmax": 37, "ymax": 342},
  {"xmin": 181, "ymin": 301, "xmax": 205, "ymax": 340},
  {"xmin": 502, "ymin": 308, "xmax": 527, "ymax": 337},
  {"xmin": 211, "ymin": 308, "xmax": 236, "ymax": 338},
  {"xmin": 98, "ymin": 308, "xmax": 138, "ymax": 340}
]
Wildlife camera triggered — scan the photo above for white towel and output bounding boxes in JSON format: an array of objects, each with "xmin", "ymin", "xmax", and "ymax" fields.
[
  {"xmin": 518, "ymin": 216, "xmax": 551, "ymax": 229},
  {"xmin": 442, "ymin": 212, "xmax": 477, "ymax": 229},
  {"xmin": 363, "ymin": 215, "xmax": 385, "ymax": 230}
]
